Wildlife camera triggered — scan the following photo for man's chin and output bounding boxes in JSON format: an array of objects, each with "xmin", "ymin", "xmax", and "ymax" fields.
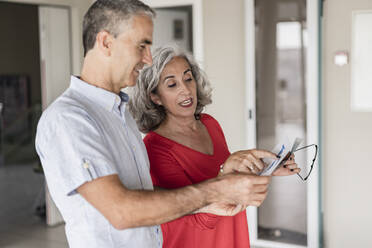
[
  {"xmin": 127, "ymin": 81, "xmax": 137, "ymax": 87},
  {"xmin": 128, "ymin": 75, "xmax": 138, "ymax": 87},
  {"xmin": 123, "ymin": 78, "xmax": 137, "ymax": 88}
]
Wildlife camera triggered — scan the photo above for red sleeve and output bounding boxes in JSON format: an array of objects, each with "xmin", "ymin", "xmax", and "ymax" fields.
[{"xmin": 144, "ymin": 134, "xmax": 221, "ymax": 230}]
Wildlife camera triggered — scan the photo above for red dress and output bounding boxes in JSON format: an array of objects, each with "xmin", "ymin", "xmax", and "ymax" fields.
[{"xmin": 144, "ymin": 114, "xmax": 250, "ymax": 248}]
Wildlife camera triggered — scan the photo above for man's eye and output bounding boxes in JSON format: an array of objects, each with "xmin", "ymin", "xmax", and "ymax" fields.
[
  {"xmin": 168, "ymin": 83, "xmax": 176, "ymax": 88},
  {"xmin": 185, "ymin": 78, "xmax": 192, "ymax": 82}
]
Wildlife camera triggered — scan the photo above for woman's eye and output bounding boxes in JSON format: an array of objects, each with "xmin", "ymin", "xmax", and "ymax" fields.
[
  {"xmin": 185, "ymin": 78, "xmax": 192, "ymax": 82},
  {"xmin": 168, "ymin": 83, "xmax": 176, "ymax": 88}
]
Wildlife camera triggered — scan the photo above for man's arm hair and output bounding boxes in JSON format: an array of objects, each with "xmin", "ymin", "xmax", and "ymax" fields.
[
  {"xmin": 77, "ymin": 172, "xmax": 270, "ymax": 230},
  {"xmin": 77, "ymin": 174, "xmax": 214, "ymax": 230}
]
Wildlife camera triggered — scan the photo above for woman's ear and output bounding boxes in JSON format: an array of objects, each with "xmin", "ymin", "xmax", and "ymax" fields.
[{"xmin": 150, "ymin": 93, "xmax": 162, "ymax": 106}]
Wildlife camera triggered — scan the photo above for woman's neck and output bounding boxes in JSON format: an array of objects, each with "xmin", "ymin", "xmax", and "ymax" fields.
[{"xmin": 158, "ymin": 114, "xmax": 200, "ymax": 134}]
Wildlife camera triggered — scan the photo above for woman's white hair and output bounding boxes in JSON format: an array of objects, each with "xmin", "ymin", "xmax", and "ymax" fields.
[{"xmin": 128, "ymin": 45, "xmax": 212, "ymax": 133}]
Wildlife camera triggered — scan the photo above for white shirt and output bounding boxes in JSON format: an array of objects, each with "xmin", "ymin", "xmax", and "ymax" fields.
[{"xmin": 36, "ymin": 76, "xmax": 162, "ymax": 248}]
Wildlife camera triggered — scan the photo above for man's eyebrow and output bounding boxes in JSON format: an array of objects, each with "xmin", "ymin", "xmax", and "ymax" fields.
[
  {"xmin": 184, "ymin": 69, "xmax": 191, "ymax": 75},
  {"xmin": 141, "ymin": 39, "xmax": 152, "ymax": 45}
]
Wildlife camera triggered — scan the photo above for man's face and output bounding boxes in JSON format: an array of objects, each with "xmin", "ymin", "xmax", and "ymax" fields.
[{"xmin": 110, "ymin": 14, "xmax": 153, "ymax": 90}]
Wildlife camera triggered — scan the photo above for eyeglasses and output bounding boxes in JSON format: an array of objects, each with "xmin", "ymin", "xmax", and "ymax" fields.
[{"xmin": 292, "ymin": 144, "xmax": 318, "ymax": 181}]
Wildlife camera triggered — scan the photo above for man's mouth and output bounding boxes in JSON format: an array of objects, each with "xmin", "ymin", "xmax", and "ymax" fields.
[{"xmin": 134, "ymin": 64, "xmax": 144, "ymax": 75}]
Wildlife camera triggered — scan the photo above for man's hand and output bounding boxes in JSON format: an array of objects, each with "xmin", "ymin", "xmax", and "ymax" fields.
[
  {"xmin": 220, "ymin": 149, "xmax": 277, "ymax": 175},
  {"xmin": 195, "ymin": 202, "xmax": 247, "ymax": 216},
  {"xmin": 272, "ymin": 154, "xmax": 301, "ymax": 176},
  {"xmin": 208, "ymin": 173, "xmax": 271, "ymax": 207}
]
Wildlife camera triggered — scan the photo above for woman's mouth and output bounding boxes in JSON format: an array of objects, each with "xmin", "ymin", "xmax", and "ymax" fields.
[{"xmin": 179, "ymin": 98, "xmax": 193, "ymax": 107}]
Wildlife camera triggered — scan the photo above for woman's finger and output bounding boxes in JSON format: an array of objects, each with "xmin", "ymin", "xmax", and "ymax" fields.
[
  {"xmin": 250, "ymin": 149, "xmax": 277, "ymax": 159},
  {"xmin": 290, "ymin": 168, "xmax": 301, "ymax": 174},
  {"xmin": 238, "ymin": 154, "xmax": 263, "ymax": 172},
  {"xmin": 286, "ymin": 163, "xmax": 299, "ymax": 170},
  {"xmin": 247, "ymin": 153, "xmax": 265, "ymax": 170}
]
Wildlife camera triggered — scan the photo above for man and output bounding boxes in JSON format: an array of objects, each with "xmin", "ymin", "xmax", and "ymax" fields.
[{"xmin": 35, "ymin": 0, "xmax": 274, "ymax": 247}]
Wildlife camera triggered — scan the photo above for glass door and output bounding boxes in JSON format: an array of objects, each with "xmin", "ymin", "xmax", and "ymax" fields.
[{"xmin": 245, "ymin": 0, "xmax": 320, "ymax": 247}]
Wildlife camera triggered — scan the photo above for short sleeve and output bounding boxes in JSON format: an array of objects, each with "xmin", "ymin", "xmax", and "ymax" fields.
[{"xmin": 36, "ymin": 108, "xmax": 117, "ymax": 196}]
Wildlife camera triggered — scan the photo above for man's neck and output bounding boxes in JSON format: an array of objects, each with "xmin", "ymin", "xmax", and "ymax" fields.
[{"xmin": 80, "ymin": 55, "xmax": 121, "ymax": 94}]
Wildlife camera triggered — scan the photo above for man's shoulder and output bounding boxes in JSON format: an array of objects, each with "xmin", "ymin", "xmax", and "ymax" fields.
[
  {"xmin": 37, "ymin": 89, "xmax": 98, "ymax": 134},
  {"xmin": 42, "ymin": 90, "xmax": 84, "ymax": 118}
]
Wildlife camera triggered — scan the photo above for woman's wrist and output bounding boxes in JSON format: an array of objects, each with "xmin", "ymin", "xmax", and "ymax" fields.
[{"xmin": 218, "ymin": 164, "xmax": 224, "ymax": 177}]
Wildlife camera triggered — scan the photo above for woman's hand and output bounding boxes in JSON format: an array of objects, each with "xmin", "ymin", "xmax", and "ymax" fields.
[
  {"xmin": 272, "ymin": 154, "xmax": 301, "ymax": 176},
  {"xmin": 219, "ymin": 149, "xmax": 277, "ymax": 176}
]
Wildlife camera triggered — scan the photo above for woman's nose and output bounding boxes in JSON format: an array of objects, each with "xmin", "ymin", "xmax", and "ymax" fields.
[{"xmin": 179, "ymin": 81, "xmax": 191, "ymax": 94}]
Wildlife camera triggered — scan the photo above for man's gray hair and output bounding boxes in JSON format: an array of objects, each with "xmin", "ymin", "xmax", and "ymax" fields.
[
  {"xmin": 83, "ymin": 0, "xmax": 155, "ymax": 56},
  {"xmin": 129, "ymin": 46, "xmax": 212, "ymax": 133}
]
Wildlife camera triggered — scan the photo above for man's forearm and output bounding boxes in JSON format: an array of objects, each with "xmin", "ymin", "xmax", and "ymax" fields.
[
  {"xmin": 114, "ymin": 180, "xmax": 216, "ymax": 229},
  {"xmin": 78, "ymin": 174, "xmax": 269, "ymax": 230}
]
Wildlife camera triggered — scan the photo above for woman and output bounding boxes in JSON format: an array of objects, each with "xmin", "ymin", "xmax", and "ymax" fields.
[{"xmin": 129, "ymin": 46, "xmax": 299, "ymax": 248}]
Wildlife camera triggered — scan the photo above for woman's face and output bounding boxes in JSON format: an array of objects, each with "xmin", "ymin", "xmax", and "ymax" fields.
[{"xmin": 151, "ymin": 56, "xmax": 198, "ymax": 119}]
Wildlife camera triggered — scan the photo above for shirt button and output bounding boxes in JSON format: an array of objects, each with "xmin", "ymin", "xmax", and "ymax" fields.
[
  {"xmin": 83, "ymin": 162, "xmax": 89, "ymax": 169},
  {"xmin": 115, "ymin": 96, "xmax": 121, "ymax": 104}
]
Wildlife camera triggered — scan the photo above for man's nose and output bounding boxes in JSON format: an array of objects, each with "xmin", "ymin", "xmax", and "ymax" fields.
[{"xmin": 142, "ymin": 46, "xmax": 153, "ymax": 65}]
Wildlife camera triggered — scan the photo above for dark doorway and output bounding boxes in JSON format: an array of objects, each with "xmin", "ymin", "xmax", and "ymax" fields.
[{"xmin": 0, "ymin": 0, "xmax": 44, "ymax": 241}]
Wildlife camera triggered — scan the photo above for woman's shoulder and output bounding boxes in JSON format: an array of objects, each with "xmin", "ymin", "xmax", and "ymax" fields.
[
  {"xmin": 143, "ymin": 131, "xmax": 174, "ymax": 151},
  {"xmin": 200, "ymin": 113, "xmax": 220, "ymax": 127}
]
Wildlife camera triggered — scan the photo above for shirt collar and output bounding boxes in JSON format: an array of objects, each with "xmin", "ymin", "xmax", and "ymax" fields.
[{"xmin": 69, "ymin": 76, "xmax": 129, "ymax": 112}]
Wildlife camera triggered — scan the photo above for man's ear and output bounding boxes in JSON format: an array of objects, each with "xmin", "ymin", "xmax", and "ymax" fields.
[
  {"xmin": 150, "ymin": 93, "xmax": 162, "ymax": 105},
  {"xmin": 95, "ymin": 30, "xmax": 113, "ymax": 57}
]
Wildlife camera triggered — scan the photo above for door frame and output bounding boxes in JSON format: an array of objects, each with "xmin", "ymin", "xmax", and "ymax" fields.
[
  {"xmin": 143, "ymin": 0, "xmax": 204, "ymax": 64},
  {"xmin": 244, "ymin": 0, "xmax": 321, "ymax": 247}
]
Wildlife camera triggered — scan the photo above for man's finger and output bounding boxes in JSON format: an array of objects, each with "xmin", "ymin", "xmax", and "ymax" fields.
[
  {"xmin": 247, "ymin": 175, "xmax": 271, "ymax": 185},
  {"xmin": 250, "ymin": 201, "xmax": 262, "ymax": 207},
  {"xmin": 252, "ymin": 184, "xmax": 268, "ymax": 193}
]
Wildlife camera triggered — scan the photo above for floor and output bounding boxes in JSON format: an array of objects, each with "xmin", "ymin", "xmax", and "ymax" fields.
[{"xmin": 0, "ymin": 163, "xmax": 68, "ymax": 248}]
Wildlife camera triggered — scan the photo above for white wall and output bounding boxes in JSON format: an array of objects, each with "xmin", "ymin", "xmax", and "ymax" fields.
[
  {"xmin": 203, "ymin": 0, "xmax": 247, "ymax": 152},
  {"xmin": 323, "ymin": 0, "xmax": 372, "ymax": 247}
]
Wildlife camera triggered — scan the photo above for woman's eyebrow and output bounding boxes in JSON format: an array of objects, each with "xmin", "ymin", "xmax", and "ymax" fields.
[
  {"xmin": 162, "ymin": 75, "xmax": 175, "ymax": 84},
  {"xmin": 163, "ymin": 75, "xmax": 175, "ymax": 81},
  {"xmin": 162, "ymin": 68, "xmax": 192, "ymax": 83}
]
